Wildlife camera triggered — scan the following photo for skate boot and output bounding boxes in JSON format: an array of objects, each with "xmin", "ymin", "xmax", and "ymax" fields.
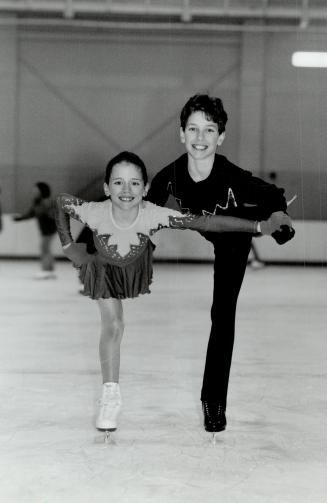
[
  {"xmin": 202, "ymin": 401, "xmax": 226, "ymax": 433},
  {"xmin": 96, "ymin": 382, "xmax": 122, "ymax": 432}
]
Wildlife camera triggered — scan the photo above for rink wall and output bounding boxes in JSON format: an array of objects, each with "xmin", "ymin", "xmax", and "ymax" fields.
[
  {"xmin": 0, "ymin": 215, "xmax": 326, "ymax": 264},
  {"xmin": 1, "ymin": 24, "xmax": 327, "ymax": 222}
]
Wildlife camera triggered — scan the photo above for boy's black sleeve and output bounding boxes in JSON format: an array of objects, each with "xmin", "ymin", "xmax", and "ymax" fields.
[
  {"xmin": 234, "ymin": 169, "xmax": 288, "ymax": 220},
  {"xmin": 146, "ymin": 168, "xmax": 171, "ymax": 207},
  {"xmin": 233, "ymin": 169, "xmax": 295, "ymax": 244}
]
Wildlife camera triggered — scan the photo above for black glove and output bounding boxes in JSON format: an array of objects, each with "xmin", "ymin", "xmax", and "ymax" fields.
[
  {"xmin": 272, "ymin": 225, "xmax": 295, "ymax": 245},
  {"xmin": 63, "ymin": 242, "xmax": 93, "ymax": 266}
]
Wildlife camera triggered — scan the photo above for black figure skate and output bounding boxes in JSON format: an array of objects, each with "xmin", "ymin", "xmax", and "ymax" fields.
[{"xmin": 202, "ymin": 401, "xmax": 226, "ymax": 444}]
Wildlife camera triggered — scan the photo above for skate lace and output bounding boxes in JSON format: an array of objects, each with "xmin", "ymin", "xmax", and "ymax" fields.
[{"xmin": 203, "ymin": 402, "xmax": 224, "ymax": 419}]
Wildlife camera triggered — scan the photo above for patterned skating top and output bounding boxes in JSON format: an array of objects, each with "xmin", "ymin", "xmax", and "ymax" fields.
[{"xmin": 55, "ymin": 194, "xmax": 256, "ymax": 299}]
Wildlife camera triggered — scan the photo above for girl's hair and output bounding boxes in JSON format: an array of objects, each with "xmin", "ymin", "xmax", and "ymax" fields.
[
  {"xmin": 104, "ymin": 151, "xmax": 148, "ymax": 185},
  {"xmin": 35, "ymin": 182, "xmax": 51, "ymax": 198},
  {"xmin": 180, "ymin": 94, "xmax": 228, "ymax": 135}
]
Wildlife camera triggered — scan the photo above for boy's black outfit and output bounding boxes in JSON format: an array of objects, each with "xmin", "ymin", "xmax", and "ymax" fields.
[{"xmin": 147, "ymin": 153, "xmax": 293, "ymax": 420}]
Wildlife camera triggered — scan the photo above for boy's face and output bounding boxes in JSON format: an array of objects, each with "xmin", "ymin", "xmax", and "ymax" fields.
[{"xmin": 180, "ymin": 111, "xmax": 225, "ymax": 161}]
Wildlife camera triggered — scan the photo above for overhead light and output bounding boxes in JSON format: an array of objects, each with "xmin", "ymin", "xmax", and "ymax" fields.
[{"xmin": 292, "ymin": 52, "xmax": 327, "ymax": 68}]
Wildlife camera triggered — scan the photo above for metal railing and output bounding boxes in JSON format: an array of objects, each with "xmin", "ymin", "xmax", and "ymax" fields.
[{"xmin": 0, "ymin": 0, "xmax": 326, "ymax": 28}]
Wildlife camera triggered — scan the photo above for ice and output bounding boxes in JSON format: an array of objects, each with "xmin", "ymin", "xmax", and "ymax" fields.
[{"xmin": 0, "ymin": 260, "xmax": 326, "ymax": 503}]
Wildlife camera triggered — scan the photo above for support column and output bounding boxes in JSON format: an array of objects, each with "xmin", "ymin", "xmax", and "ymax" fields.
[
  {"xmin": 0, "ymin": 18, "xmax": 18, "ymax": 211},
  {"xmin": 238, "ymin": 31, "xmax": 267, "ymax": 175}
]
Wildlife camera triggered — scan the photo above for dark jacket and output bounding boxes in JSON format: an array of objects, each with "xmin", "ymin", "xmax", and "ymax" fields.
[{"xmin": 147, "ymin": 153, "xmax": 288, "ymax": 245}]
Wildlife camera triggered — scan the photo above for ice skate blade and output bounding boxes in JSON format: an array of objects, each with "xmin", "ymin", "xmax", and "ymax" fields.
[
  {"xmin": 95, "ymin": 428, "xmax": 117, "ymax": 445},
  {"xmin": 211, "ymin": 432, "xmax": 224, "ymax": 445}
]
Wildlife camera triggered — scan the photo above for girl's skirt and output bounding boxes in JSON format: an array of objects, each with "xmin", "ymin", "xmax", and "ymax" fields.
[{"xmin": 78, "ymin": 242, "xmax": 155, "ymax": 300}]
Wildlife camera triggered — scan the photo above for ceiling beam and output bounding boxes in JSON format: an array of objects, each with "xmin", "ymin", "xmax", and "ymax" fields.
[{"xmin": 0, "ymin": 0, "xmax": 326, "ymax": 28}]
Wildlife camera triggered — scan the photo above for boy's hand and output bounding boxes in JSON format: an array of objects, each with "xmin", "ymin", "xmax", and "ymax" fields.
[
  {"xmin": 63, "ymin": 242, "xmax": 92, "ymax": 266},
  {"xmin": 272, "ymin": 225, "xmax": 295, "ymax": 245}
]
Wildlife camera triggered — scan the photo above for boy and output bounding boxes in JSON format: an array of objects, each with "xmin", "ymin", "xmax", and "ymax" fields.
[{"xmin": 147, "ymin": 94, "xmax": 294, "ymax": 433}]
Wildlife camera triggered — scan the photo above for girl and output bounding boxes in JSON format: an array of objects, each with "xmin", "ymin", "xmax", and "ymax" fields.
[{"xmin": 55, "ymin": 151, "xmax": 287, "ymax": 433}]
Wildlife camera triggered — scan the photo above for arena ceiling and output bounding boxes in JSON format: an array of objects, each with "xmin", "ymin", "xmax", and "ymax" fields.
[{"xmin": 0, "ymin": 0, "xmax": 326, "ymax": 31}]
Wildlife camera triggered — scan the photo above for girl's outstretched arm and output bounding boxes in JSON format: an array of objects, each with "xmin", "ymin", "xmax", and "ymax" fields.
[
  {"xmin": 147, "ymin": 203, "xmax": 293, "ymax": 237},
  {"xmin": 55, "ymin": 193, "xmax": 93, "ymax": 266},
  {"xmin": 169, "ymin": 213, "xmax": 259, "ymax": 233},
  {"xmin": 55, "ymin": 193, "xmax": 87, "ymax": 246},
  {"xmin": 169, "ymin": 213, "xmax": 293, "ymax": 235}
]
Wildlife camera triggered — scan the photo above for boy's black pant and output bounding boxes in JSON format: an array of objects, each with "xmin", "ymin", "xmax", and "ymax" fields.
[{"xmin": 200, "ymin": 233, "xmax": 252, "ymax": 408}]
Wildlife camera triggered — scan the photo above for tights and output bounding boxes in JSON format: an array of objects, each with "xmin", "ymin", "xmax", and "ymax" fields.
[{"xmin": 97, "ymin": 298, "xmax": 124, "ymax": 383}]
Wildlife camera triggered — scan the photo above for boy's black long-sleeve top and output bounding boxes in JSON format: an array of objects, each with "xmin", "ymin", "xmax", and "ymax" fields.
[{"xmin": 147, "ymin": 153, "xmax": 288, "ymax": 243}]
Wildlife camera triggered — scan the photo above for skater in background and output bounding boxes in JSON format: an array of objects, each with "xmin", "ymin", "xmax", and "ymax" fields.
[
  {"xmin": 147, "ymin": 94, "xmax": 295, "ymax": 434},
  {"xmin": 13, "ymin": 182, "xmax": 57, "ymax": 279},
  {"xmin": 249, "ymin": 240, "xmax": 265, "ymax": 269},
  {"xmin": 55, "ymin": 151, "xmax": 287, "ymax": 434}
]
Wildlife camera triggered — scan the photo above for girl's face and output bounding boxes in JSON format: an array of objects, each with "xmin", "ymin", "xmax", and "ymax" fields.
[
  {"xmin": 104, "ymin": 161, "xmax": 148, "ymax": 211},
  {"xmin": 180, "ymin": 111, "xmax": 225, "ymax": 162}
]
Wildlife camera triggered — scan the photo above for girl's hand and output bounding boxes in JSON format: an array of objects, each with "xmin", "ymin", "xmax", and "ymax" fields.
[
  {"xmin": 259, "ymin": 211, "xmax": 295, "ymax": 245},
  {"xmin": 63, "ymin": 242, "xmax": 92, "ymax": 266},
  {"xmin": 260, "ymin": 211, "xmax": 292, "ymax": 235}
]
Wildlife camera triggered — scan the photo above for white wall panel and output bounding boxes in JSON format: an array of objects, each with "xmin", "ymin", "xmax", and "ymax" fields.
[{"xmin": 14, "ymin": 30, "xmax": 240, "ymax": 210}]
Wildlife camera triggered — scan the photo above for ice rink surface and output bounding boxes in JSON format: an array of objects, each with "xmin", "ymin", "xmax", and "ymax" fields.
[{"xmin": 0, "ymin": 260, "xmax": 326, "ymax": 503}]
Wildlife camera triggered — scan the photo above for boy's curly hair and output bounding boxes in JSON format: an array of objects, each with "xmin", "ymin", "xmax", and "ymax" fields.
[{"xmin": 180, "ymin": 94, "xmax": 228, "ymax": 135}]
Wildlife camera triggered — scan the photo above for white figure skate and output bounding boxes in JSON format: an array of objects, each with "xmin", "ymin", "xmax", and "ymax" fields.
[{"xmin": 95, "ymin": 382, "xmax": 122, "ymax": 444}]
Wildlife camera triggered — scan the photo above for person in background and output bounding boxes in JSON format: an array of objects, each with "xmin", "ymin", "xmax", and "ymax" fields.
[
  {"xmin": 249, "ymin": 240, "xmax": 265, "ymax": 269},
  {"xmin": 13, "ymin": 182, "xmax": 57, "ymax": 279}
]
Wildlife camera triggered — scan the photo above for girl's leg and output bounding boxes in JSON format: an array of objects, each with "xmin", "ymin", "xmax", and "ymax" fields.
[
  {"xmin": 96, "ymin": 298, "xmax": 124, "ymax": 431},
  {"xmin": 96, "ymin": 298, "xmax": 124, "ymax": 383}
]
